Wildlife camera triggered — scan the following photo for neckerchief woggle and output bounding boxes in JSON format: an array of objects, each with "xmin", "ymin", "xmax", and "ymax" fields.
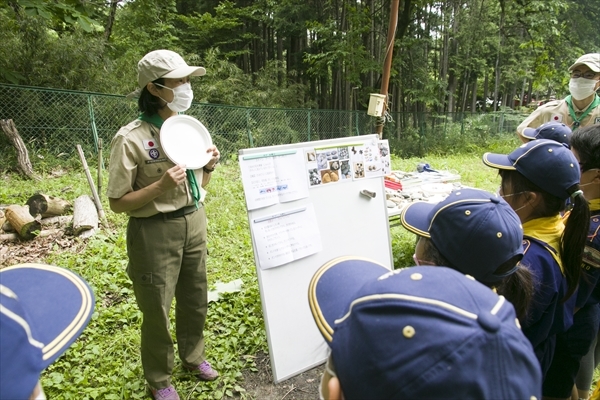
[
  {"xmin": 564, "ymin": 94, "xmax": 600, "ymax": 130},
  {"xmin": 138, "ymin": 113, "xmax": 201, "ymax": 209}
]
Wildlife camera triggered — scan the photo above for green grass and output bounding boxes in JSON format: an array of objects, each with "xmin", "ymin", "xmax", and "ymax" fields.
[{"xmin": 0, "ymin": 137, "xmax": 522, "ymax": 399}]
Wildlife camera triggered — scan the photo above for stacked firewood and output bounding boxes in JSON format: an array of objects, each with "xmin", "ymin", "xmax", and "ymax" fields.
[{"xmin": 0, "ymin": 193, "xmax": 99, "ymax": 241}]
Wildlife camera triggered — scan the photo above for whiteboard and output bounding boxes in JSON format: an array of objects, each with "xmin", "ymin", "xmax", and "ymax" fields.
[{"xmin": 239, "ymin": 134, "xmax": 393, "ymax": 383}]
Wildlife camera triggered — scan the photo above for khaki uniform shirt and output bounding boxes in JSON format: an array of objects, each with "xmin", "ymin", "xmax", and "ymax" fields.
[
  {"xmin": 107, "ymin": 119, "xmax": 206, "ymax": 218},
  {"xmin": 517, "ymin": 98, "xmax": 600, "ymax": 135}
]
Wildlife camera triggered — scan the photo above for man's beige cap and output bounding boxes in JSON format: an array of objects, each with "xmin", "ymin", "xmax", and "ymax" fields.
[
  {"xmin": 568, "ymin": 53, "xmax": 600, "ymax": 73},
  {"xmin": 137, "ymin": 50, "xmax": 206, "ymax": 88}
]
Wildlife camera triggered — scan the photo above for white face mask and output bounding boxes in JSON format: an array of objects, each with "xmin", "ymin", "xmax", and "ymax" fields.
[
  {"xmin": 569, "ymin": 78, "xmax": 599, "ymax": 101},
  {"xmin": 155, "ymin": 82, "xmax": 194, "ymax": 112}
]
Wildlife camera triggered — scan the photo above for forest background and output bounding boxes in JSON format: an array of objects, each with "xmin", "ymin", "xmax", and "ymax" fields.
[{"xmin": 1, "ymin": 0, "xmax": 599, "ymax": 115}]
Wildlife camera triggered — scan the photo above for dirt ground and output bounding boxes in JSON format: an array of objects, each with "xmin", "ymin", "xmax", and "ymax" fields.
[
  {"xmin": 0, "ymin": 233, "xmax": 323, "ymax": 400},
  {"xmin": 239, "ymin": 352, "xmax": 322, "ymax": 400}
]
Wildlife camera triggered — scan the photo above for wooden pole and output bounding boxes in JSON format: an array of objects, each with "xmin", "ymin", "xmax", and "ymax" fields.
[
  {"xmin": 375, "ymin": 0, "xmax": 400, "ymax": 139},
  {"xmin": 76, "ymin": 144, "xmax": 107, "ymax": 225}
]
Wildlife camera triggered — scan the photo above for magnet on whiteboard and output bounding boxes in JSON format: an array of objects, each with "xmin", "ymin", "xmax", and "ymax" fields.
[{"xmin": 360, "ymin": 190, "xmax": 376, "ymax": 199}]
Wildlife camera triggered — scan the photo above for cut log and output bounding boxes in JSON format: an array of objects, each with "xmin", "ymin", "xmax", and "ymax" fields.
[
  {"xmin": 0, "ymin": 209, "xmax": 5, "ymax": 230},
  {"xmin": 41, "ymin": 215, "xmax": 73, "ymax": 228},
  {"xmin": 0, "ymin": 228, "xmax": 60, "ymax": 242},
  {"xmin": 0, "ymin": 119, "xmax": 40, "ymax": 180},
  {"xmin": 2, "ymin": 220, "xmax": 15, "ymax": 232},
  {"xmin": 73, "ymin": 195, "xmax": 98, "ymax": 236},
  {"xmin": 5, "ymin": 205, "xmax": 41, "ymax": 240},
  {"xmin": 26, "ymin": 193, "xmax": 72, "ymax": 217}
]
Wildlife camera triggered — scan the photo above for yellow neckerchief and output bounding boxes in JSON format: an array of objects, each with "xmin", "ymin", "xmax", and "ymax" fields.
[
  {"xmin": 589, "ymin": 198, "xmax": 600, "ymax": 212},
  {"xmin": 522, "ymin": 215, "xmax": 564, "ymax": 272}
]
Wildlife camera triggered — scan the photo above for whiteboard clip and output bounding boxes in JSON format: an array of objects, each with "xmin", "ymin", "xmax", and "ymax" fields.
[{"xmin": 360, "ymin": 190, "xmax": 376, "ymax": 199}]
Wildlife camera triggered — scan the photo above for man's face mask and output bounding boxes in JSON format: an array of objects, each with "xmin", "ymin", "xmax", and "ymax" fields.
[
  {"xmin": 155, "ymin": 82, "xmax": 194, "ymax": 112},
  {"xmin": 569, "ymin": 77, "xmax": 599, "ymax": 101}
]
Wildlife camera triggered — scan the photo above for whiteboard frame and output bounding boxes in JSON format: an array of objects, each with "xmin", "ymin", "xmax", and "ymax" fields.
[{"xmin": 239, "ymin": 134, "xmax": 394, "ymax": 383}]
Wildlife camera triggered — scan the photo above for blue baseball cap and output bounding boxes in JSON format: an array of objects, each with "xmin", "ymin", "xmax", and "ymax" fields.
[
  {"xmin": 308, "ymin": 258, "xmax": 542, "ymax": 400},
  {"xmin": 400, "ymin": 188, "xmax": 523, "ymax": 283},
  {"xmin": 0, "ymin": 263, "xmax": 95, "ymax": 399},
  {"xmin": 483, "ymin": 139, "xmax": 580, "ymax": 200},
  {"xmin": 521, "ymin": 122, "xmax": 572, "ymax": 147}
]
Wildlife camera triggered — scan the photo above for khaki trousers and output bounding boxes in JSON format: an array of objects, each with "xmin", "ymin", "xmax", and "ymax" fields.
[{"xmin": 126, "ymin": 207, "xmax": 208, "ymax": 388}]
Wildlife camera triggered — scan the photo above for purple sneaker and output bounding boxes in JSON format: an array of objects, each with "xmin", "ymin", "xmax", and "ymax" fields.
[
  {"xmin": 148, "ymin": 385, "xmax": 180, "ymax": 400},
  {"xmin": 186, "ymin": 360, "xmax": 219, "ymax": 381}
]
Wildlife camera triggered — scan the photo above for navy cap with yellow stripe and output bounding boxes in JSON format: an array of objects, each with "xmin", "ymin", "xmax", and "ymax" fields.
[
  {"xmin": 483, "ymin": 139, "xmax": 580, "ymax": 200},
  {"xmin": 0, "ymin": 263, "xmax": 95, "ymax": 399},
  {"xmin": 308, "ymin": 259, "xmax": 542, "ymax": 399},
  {"xmin": 400, "ymin": 188, "xmax": 524, "ymax": 283}
]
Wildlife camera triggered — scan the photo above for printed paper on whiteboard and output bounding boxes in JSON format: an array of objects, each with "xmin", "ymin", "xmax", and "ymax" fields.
[
  {"xmin": 240, "ymin": 150, "xmax": 309, "ymax": 210},
  {"xmin": 251, "ymin": 204, "xmax": 322, "ymax": 269}
]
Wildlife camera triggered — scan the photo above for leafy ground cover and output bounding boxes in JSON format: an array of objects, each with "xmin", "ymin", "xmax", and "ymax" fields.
[{"xmin": 0, "ymin": 136, "xmax": 522, "ymax": 399}]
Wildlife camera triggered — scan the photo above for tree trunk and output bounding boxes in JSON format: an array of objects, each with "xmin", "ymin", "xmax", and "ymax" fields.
[
  {"xmin": 0, "ymin": 119, "xmax": 39, "ymax": 180},
  {"xmin": 26, "ymin": 193, "xmax": 72, "ymax": 217},
  {"xmin": 5, "ymin": 205, "xmax": 41, "ymax": 240},
  {"xmin": 104, "ymin": 0, "xmax": 120, "ymax": 41}
]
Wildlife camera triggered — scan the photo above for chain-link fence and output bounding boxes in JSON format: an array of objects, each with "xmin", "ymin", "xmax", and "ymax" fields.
[{"xmin": 0, "ymin": 83, "xmax": 529, "ymax": 164}]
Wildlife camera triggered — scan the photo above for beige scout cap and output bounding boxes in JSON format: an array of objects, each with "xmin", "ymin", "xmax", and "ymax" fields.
[
  {"xmin": 568, "ymin": 53, "xmax": 600, "ymax": 73},
  {"xmin": 137, "ymin": 50, "xmax": 206, "ymax": 88}
]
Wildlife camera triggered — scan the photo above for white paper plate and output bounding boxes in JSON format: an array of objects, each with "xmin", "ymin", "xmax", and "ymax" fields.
[{"xmin": 160, "ymin": 115, "xmax": 213, "ymax": 169}]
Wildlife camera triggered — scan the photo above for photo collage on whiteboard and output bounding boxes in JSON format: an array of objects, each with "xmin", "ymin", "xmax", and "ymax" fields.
[{"xmin": 304, "ymin": 140, "xmax": 391, "ymax": 187}]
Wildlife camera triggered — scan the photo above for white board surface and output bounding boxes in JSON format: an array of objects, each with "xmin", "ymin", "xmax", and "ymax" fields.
[{"xmin": 239, "ymin": 135, "xmax": 393, "ymax": 383}]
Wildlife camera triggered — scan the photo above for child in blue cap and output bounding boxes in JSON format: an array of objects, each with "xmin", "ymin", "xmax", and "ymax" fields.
[
  {"xmin": 399, "ymin": 187, "xmax": 533, "ymax": 322},
  {"xmin": 308, "ymin": 259, "xmax": 542, "ymax": 400},
  {"xmin": 483, "ymin": 139, "xmax": 590, "ymax": 379},
  {"xmin": 0, "ymin": 263, "xmax": 95, "ymax": 399},
  {"xmin": 548, "ymin": 124, "xmax": 600, "ymax": 400}
]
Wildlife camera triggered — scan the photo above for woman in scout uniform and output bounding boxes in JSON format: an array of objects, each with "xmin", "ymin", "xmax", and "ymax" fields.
[
  {"xmin": 483, "ymin": 139, "xmax": 590, "ymax": 381},
  {"xmin": 563, "ymin": 125, "xmax": 600, "ymax": 400},
  {"xmin": 107, "ymin": 50, "xmax": 220, "ymax": 400},
  {"xmin": 517, "ymin": 53, "xmax": 600, "ymax": 140}
]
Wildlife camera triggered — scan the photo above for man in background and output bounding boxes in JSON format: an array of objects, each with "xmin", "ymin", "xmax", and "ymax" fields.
[{"xmin": 517, "ymin": 53, "xmax": 600, "ymax": 141}]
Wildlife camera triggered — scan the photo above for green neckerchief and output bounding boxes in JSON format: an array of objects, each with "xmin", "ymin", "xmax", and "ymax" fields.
[
  {"xmin": 138, "ymin": 112, "xmax": 164, "ymax": 128},
  {"xmin": 564, "ymin": 94, "xmax": 600, "ymax": 130},
  {"xmin": 138, "ymin": 113, "xmax": 200, "ymax": 209}
]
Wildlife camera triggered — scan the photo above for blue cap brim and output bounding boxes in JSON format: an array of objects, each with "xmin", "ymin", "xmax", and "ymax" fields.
[
  {"xmin": 308, "ymin": 257, "xmax": 389, "ymax": 343},
  {"xmin": 0, "ymin": 263, "xmax": 95, "ymax": 367},
  {"xmin": 521, "ymin": 127, "xmax": 537, "ymax": 139},
  {"xmin": 400, "ymin": 201, "xmax": 436, "ymax": 237},
  {"xmin": 482, "ymin": 152, "xmax": 516, "ymax": 170}
]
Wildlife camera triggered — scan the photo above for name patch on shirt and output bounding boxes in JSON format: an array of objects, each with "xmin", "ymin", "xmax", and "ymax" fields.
[
  {"xmin": 145, "ymin": 158, "xmax": 168, "ymax": 164},
  {"xmin": 143, "ymin": 139, "xmax": 158, "ymax": 150}
]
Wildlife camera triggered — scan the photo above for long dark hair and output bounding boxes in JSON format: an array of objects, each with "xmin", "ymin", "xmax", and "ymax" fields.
[
  {"xmin": 138, "ymin": 78, "xmax": 165, "ymax": 116},
  {"xmin": 499, "ymin": 169, "xmax": 590, "ymax": 301},
  {"xmin": 420, "ymin": 237, "xmax": 533, "ymax": 322}
]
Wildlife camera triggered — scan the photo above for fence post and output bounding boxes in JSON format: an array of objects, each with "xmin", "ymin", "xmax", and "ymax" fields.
[
  {"xmin": 246, "ymin": 108, "xmax": 254, "ymax": 147},
  {"xmin": 87, "ymin": 95, "xmax": 100, "ymax": 153},
  {"xmin": 355, "ymin": 111, "xmax": 359, "ymax": 136},
  {"xmin": 307, "ymin": 109, "xmax": 311, "ymax": 141}
]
